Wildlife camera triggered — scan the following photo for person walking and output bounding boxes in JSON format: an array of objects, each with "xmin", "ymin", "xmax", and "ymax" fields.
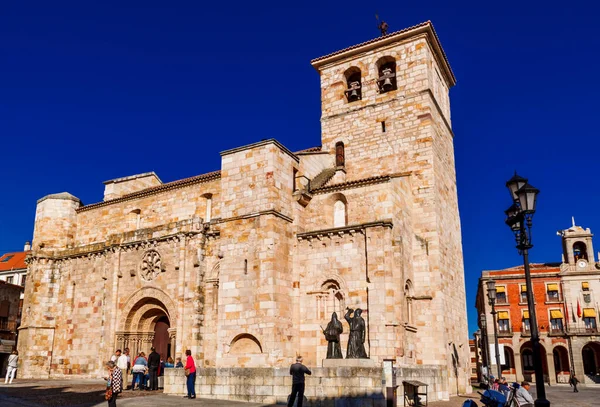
[
  {"xmin": 288, "ymin": 356, "xmax": 311, "ymax": 407},
  {"xmin": 569, "ymin": 373, "xmax": 580, "ymax": 393},
  {"xmin": 515, "ymin": 381, "xmax": 534, "ymax": 407},
  {"xmin": 147, "ymin": 347, "xmax": 160, "ymax": 391},
  {"xmin": 183, "ymin": 349, "xmax": 196, "ymax": 399},
  {"xmin": 104, "ymin": 360, "xmax": 123, "ymax": 407},
  {"xmin": 4, "ymin": 350, "xmax": 18, "ymax": 384}
]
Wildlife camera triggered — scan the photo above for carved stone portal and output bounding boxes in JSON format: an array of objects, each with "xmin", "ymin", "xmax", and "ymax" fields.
[{"xmin": 140, "ymin": 250, "xmax": 163, "ymax": 281}]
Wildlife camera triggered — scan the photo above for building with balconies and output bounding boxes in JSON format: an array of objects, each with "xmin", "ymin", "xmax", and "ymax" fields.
[{"xmin": 475, "ymin": 220, "xmax": 600, "ymax": 385}]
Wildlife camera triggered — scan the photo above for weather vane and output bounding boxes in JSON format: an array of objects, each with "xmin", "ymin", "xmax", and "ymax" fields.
[{"xmin": 375, "ymin": 13, "xmax": 388, "ymax": 36}]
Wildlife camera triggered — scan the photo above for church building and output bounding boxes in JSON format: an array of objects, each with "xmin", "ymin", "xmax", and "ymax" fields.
[{"xmin": 19, "ymin": 21, "xmax": 470, "ymax": 402}]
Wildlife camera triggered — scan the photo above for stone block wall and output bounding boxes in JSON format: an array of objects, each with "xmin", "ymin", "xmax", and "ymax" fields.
[
  {"xmin": 33, "ymin": 193, "xmax": 81, "ymax": 250},
  {"xmin": 164, "ymin": 364, "xmax": 448, "ymax": 404},
  {"xmin": 103, "ymin": 172, "xmax": 162, "ymax": 201}
]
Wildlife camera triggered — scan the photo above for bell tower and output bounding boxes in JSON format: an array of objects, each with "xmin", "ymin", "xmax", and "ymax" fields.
[
  {"xmin": 310, "ymin": 21, "xmax": 456, "ymax": 181},
  {"xmin": 560, "ymin": 219, "xmax": 596, "ymax": 272},
  {"xmin": 311, "ymin": 22, "xmax": 470, "ymax": 395}
]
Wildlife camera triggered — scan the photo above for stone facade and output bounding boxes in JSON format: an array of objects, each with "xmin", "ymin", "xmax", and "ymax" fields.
[
  {"xmin": 476, "ymin": 221, "xmax": 600, "ymax": 385},
  {"xmin": 18, "ymin": 21, "xmax": 470, "ymax": 401}
]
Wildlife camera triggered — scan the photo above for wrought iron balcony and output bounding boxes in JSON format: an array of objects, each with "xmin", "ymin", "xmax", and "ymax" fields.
[
  {"xmin": 548, "ymin": 327, "xmax": 565, "ymax": 336},
  {"xmin": 566, "ymin": 326, "xmax": 598, "ymax": 335},
  {"xmin": 495, "ymin": 297, "xmax": 509, "ymax": 305},
  {"xmin": 520, "ymin": 327, "xmax": 532, "ymax": 336},
  {"xmin": 497, "ymin": 328, "xmax": 513, "ymax": 337},
  {"xmin": 545, "ymin": 293, "xmax": 563, "ymax": 303}
]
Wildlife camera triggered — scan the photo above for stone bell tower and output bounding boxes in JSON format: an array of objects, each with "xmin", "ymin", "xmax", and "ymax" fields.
[{"xmin": 311, "ymin": 21, "xmax": 470, "ymax": 395}]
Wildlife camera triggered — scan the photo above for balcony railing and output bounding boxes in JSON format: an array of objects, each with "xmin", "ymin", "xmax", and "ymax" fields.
[
  {"xmin": 548, "ymin": 327, "xmax": 565, "ymax": 336},
  {"xmin": 497, "ymin": 329, "xmax": 513, "ymax": 337},
  {"xmin": 566, "ymin": 326, "xmax": 598, "ymax": 335},
  {"xmin": 495, "ymin": 298, "xmax": 509, "ymax": 305},
  {"xmin": 520, "ymin": 328, "xmax": 532, "ymax": 336},
  {"xmin": 546, "ymin": 293, "xmax": 563, "ymax": 303}
]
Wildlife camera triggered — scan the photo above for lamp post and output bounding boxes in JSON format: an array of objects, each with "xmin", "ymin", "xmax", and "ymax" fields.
[
  {"xmin": 480, "ymin": 313, "xmax": 491, "ymax": 385},
  {"xmin": 504, "ymin": 173, "xmax": 549, "ymax": 407},
  {"xmin": 486, "ymin": 280, "xmax": 502, "ymax": 379}
]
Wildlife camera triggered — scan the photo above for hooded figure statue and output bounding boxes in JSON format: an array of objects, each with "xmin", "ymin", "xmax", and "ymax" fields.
[
  {"xmin": 323, "ymin": 312, "xmax": 343, "ymax": 359},
  {"xmin": 344, "ymin": 308, "xmax": 368, "ymax": 358}
]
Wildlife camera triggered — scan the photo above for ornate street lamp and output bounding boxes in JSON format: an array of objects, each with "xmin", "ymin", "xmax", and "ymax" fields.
[
  {"xmin": 486, "ymin": 280, "xmax": 502, "ymax": 379},
  {"xmin": 504, "ymin": 173, "xmax": 549, "ymax": 407}
]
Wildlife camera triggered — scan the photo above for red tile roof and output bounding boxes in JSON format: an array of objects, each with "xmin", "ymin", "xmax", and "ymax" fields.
[
  {"xmin": 311, "ymin": 21, "xmax": 456, "ymax": 86},
  {"xmin": 0, "ymin": 252, "xmax": 28, "ymax": 271},
  {"xmin": 295, "ymin": 146, "xmax": 322, "ymax": 154}
]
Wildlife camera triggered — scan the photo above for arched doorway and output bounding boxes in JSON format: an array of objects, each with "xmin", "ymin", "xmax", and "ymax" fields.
[
  {"xmin": 116, "ymin": 288, "xmax": 177, "ymax": 361},
  {"xmin": 582, "ymin": 342, "xmax": 600, "ymax": 377},
  {"xmin": 520, "ymin": 341, "xmax": 549, "ymax": 383},
  {"xmin": 553, "ymin": 346, "xmax": 570, "ymax": 383}
]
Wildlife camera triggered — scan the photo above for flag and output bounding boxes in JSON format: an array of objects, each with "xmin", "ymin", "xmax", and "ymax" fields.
[
  {"xmin": 564, "ymin": 301, "xmax": 569, "ymax": 322},
  {"xmin": 577, "ymin": 298, "xmax": 582, "ymax": 318},
  {"xmin": 571, "ymin": 304, "xmax": 577, "ymax": 323}
]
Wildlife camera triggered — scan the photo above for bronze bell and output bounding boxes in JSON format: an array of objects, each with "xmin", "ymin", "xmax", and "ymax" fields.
[
  {"xmin": 348, "ymin": 81, "xmax": 361, "ymax": 101},
  {"xmin": 381, "ymin": 68, "xmax": 393, "ymax": 91}
]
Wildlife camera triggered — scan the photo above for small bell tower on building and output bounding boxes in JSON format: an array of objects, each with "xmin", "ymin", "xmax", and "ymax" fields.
[{"xmin": 559, "ymin": 218, "xmax": 596, "ymax": 272}]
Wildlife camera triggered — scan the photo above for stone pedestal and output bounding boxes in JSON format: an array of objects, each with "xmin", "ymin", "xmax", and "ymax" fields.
[{"xmin": 322, "ymin": 358, "xmax": 378, "ymax": 368}]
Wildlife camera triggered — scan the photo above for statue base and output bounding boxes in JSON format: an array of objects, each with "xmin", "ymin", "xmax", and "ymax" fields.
[{"xmin": 322, "ymin": 358, "xmax": 378, "ymax": 368}]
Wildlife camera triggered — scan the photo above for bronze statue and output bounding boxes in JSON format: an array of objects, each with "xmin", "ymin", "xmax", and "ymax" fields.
[
  {"xmin": 322, "ymin": 312, "xmax": 343, "ymax": 359},
  {"xmin": 344, "ymin": 308, "xmax": 368, "ymax": 358}
]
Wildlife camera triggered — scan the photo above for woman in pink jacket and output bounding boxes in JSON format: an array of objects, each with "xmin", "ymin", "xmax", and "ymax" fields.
[{"xmin": 184, "ymin": 349, "xmax": 196, "ymax": 399}]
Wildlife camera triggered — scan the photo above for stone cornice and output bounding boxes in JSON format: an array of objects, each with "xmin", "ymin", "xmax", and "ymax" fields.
[
  {"xmin": 297, "ymin": 220, "xmax": 393, "ymax": 241},
  {"xmin": 77, "ymin": 170, "xmax": 221, "ymax": 213},
  {"xmin": 27, "ymin": 220, "xmax": 207, "ymax": 261},
  {"xmin": 311, "ymin": 173, "xmax": 411, "ymax": 195},
  {"xmin": 421, "ymin": 89, "xmax": 454, "ymax": 138}
]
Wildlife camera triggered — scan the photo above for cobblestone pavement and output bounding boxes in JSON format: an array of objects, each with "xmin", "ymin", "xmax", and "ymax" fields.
[{"xmin": 1, "ymin": 380, "xmax": 598, "ymax": 406}]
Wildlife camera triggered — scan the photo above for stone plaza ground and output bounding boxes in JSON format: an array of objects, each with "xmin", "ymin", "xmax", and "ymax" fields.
[{"xmin": 0, "ymin": 380, "xmax": 598, "ymax": 407}]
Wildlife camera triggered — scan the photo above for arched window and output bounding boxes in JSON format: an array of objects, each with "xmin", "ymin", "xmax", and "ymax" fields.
[
  {"xmin": 315, "ymin": 279, "xmax": 345, "ymax": 320},
  {"xmin": 344, "ymin": 67, "xmax": 362, "ymax": 102},
  {"xmin": 405, "ymin": 280, "xmax": 414, "ymax": 325},
  {"xmin": 335, "ymin": 142, "xmax": 345, "ymax": 168},
  {"xmin": 573, "ymin": 241, "xmax": 588, "ymax": 261},
  {"xmin": 376, "ymin": 56, "xmax": 397, "ymax": 93},
  {"xmin": 229, "ymin": 333, "xmax": 262, "ymax": 354},
  {"xmin": 334, "ymin": 200, "xmax": 346, "ymax": 228}
]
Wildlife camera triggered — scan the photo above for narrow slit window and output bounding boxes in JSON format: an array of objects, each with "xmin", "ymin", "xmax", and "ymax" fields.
[{"xmin": 381, "ymin": 121, "xmax": 386, "ymax": 133}]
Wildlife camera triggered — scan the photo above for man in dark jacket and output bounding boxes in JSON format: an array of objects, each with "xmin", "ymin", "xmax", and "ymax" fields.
[
  {"xmin": 147, "ymin": 347, "xmax": 160, "ymax": 391},
  {"xmin": 288, "ymin": 356, "xmax": 311, "ymax": 407}
]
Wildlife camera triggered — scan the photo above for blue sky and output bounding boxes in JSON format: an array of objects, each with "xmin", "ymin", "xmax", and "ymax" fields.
[{"xmin": 1, "ymin": 1, "xmax": 598, "ymax": 335}]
